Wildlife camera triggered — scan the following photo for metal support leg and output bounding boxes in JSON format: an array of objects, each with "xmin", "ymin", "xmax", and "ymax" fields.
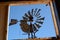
[
  {"xmin": 31, "ymin": 33, "xmax": 33, "ymax": 38},
  {"xmin": 28, "ymin": 33, "xmax": 30, "ymax": 39}
]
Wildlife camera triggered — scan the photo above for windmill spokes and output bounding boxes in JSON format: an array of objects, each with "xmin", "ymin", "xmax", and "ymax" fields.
[
  {"xmin": 34, "ymin": 8, "xmax": 38, "ymax": 16},
  {"xmin": 34, "ymin": 8, "xmax": 38, "ymax": 13},
  {"xmin": 37, "ymin": 16, "xmax": 41, "ymax": 18},
  {"xmin": 36, "ymin": 9, "xmax": 41, "ymax": 14},
  {"xmin": 37, "ymin": 17, "xmax": 45, "ymax": 20},
  {"xmin": 23, "ymin": 16, "xmax": 28, "ymax": 20},
  {"xmin": 33, "ymin": 24, "xmax": 38, "ymax": 31},
  {"xmin": 35, "ymin": 9, "xmax": 41, "ymax": 17},
  {"xmin": 24, "ymin": 13, "xmax": 30, "ymax": 21},
  {"xmin": 31, "ymin": 9, "xmax": 34, "ymax": 16},
  {"xmin": 36, "ymin": 21, "xmax": 43, "ymax": 24},
  {"xmin": 24, "ymin": 15, "xmax": 29, "ymax": 19},
  {"xmin": 28, "ymin": 10, "xmax": 33, "ymax": 18},
  {"xmin": 34, "ymin": 23, "xmax": 41, "ymax": 28},
  {"xmin": 36, "ymin": 13, "xmax": 40, "ymax": 17},
  {"xmin": 25, "ymin": 13, "xmax": 29, "ymax": 18},
  {"xmin": 35, "ymin": 9, "xmax": 40, "ymax": 17}
]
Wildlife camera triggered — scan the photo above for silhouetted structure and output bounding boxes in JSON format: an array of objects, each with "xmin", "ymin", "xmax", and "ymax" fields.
[{"xmin": 9, "ymin": 8, "xmax": 45, "ymax": 38}]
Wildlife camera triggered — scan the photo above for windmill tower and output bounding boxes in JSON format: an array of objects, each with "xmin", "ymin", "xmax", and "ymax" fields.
[{"xmin": 9, "ymin": 8, "xmax": 45, "ymax": 38}]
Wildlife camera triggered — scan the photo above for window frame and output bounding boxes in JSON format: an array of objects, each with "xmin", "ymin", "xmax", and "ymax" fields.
[{"xmin": 6, "ymin": 0, "xmax": 59, "ymax": 40}]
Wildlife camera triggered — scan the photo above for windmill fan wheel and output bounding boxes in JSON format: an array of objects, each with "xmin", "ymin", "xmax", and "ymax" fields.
[{"xmin": 20, "ymin": 8, "xmax": 45, "ymax": 33}]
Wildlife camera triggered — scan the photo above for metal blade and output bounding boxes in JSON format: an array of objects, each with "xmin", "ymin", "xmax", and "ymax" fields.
[
  {"xmin": 34, "ymin": 8, "xmax": 38, "ymax": 16},
  {"xmin": 37, "ymin": 9, "xmax": 41, "ymax": 13},
  {"xmin": 36, "ymin": 21, "xmax": 43, "ymax": 24},
  {"xmin": 34, "ymin": 23, "xmax": 41, "ymax": 28},
  {"xmin": 36, "ymin": 13, "xmax": 40, "ymax": 17},
  {"xmin": 24, "ymin": 15, "xmax": 29, "ymax": 20},
  {"xmin": 33, "ymin": 24, "xmax": 37, "ymax": 31},
  {"xmin": 31, "ymin": 9, "xmax": 34, "ymax": 16},
  {"xmin": 25, "ymin": 13, "xmax": 29, "ymax": 18},
  {"xmin": 35, "ymin": 9, "xmax": 41, "ymax": 17},
  {"xmin": 23, "ymin": 16, "xmax": 28, "ymax": 20},
  {"xmin": 28, "ymin": 10, "xmax": 32, "ymax": 17},
  {"xmin": 37, "ymin": 16, "xmax": 41, "ymax": 18},
  {"xmin": 37, "ymin": 17, "xmax": 45, "ymax": 20}
]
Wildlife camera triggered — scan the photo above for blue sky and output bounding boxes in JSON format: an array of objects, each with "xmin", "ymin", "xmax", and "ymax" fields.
[{"xmin": 8, "ymin": 4, "xmax": 56, "ymax": 40}]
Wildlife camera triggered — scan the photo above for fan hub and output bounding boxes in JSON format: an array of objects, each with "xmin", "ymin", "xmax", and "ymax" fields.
[{"xmin": 28, "ymin": 16, "xmax": 33, "ymax": 22}]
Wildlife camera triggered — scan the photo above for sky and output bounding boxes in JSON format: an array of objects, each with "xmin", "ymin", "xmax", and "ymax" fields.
[{"xmin": 7, "ymin": 4, "xmax": 56, "ymax": 40}]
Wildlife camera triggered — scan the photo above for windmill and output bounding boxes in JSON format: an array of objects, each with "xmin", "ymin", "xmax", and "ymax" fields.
[{"xmin": 9, "ymin": 8, "xmax": 45, "ymax": 39}]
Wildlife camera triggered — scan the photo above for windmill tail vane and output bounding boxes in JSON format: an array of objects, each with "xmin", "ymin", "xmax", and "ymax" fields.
[{"xmin": 9, "ymin": 19, "xmax": 18, "ymax": 26}]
